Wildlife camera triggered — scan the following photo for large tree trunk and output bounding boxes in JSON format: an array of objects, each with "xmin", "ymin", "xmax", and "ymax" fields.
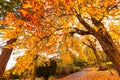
[
  {"xmin": 0, "ymin": 38, "xmax": 16, "ymax": 80},
  {"xmin": 94, "ymin": 32, "xmax": 120, "ymax": 75}
]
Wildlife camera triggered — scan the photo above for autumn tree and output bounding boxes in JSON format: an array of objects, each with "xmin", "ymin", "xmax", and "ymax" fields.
[
  {"xmin": 1, "ymin": 0, "xmax": 120, "ymax": 79},
  {"xmin": 0, "ymin": 0, "xmax": 22, "ymax": 79},
  {"xmin": 82, "ymin": 37, "xmax": 108, "ymax": 69}
]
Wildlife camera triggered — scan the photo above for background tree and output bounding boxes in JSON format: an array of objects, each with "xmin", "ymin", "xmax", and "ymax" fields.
[
  {"xmin": 82, "ymin": 37, "xmax": 108, "ymax": 70},
  {"xmin": 0, "ymin": 0, "xmax": 22, "ymax": 79}
]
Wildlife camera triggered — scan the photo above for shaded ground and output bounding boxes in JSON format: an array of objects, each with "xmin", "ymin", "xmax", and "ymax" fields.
[{"xmin": 57, "ymin": 67, "xmax": 120, "ymax": 80}]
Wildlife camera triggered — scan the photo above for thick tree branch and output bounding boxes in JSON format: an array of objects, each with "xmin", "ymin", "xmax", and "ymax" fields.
[
  {"xmin": 76, "ymin": 14, "xmax": 92, "ymax": 30},
  {"xmin": 69, "ymin": 27, "xmax": 90, "ymax": 36},
  {"xmin": 72, "ymin": 8, "xmax": 95, "ymax": 34},
  {"xmin": 91, "ymin": 17, "xmax": 104, "ymax": 27}
]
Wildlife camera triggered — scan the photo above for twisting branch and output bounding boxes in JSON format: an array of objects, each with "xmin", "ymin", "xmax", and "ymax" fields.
[
  {"xmin": 71, "ymin": 8, "xmax": 95, "ymax": 34},
  {"xmin": 69, "ymin": 27, "xmax": 90, "ymax": 36},
  {"xmin": 91, "ymin": 17, "xmax": 104, "ymax": 27}
]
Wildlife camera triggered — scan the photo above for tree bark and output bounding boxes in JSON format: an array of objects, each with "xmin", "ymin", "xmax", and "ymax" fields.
[
  {"xmin": 94, "ymin": 32, "xmax": 120, "ymax": 75},
  {"xmin": 0, "ymin": 38, "xmax": 16, "ymax": 80}
]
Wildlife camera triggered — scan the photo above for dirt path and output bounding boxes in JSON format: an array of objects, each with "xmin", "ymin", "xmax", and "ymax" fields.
[{"xmin": 58, "ymin": 67, "xmax": 120, "ymax": 80}]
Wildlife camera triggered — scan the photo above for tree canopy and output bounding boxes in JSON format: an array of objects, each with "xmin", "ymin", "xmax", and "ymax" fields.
[{"xmin": 1, "ymin": 0, "xmax": 119, "ymax": 56}]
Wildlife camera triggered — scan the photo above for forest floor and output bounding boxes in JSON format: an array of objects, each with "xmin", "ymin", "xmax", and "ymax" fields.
[{"xmin": 57, "ymin": 67, "xmax": 120, "ymax": 80}]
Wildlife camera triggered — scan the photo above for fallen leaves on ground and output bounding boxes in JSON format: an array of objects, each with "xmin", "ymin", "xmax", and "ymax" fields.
[{"xmin": 58, "ymin": 67, "xmax": 120, "ymax": 80}]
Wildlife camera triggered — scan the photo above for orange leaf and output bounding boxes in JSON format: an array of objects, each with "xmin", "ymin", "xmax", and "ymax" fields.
[
  {"xmin": 18, "ymin": 9, "xmax": 29, "ymax": 17},
  {"xmin": 22, "ymin": 1, "xmax": 32, "ymax": 9}
]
